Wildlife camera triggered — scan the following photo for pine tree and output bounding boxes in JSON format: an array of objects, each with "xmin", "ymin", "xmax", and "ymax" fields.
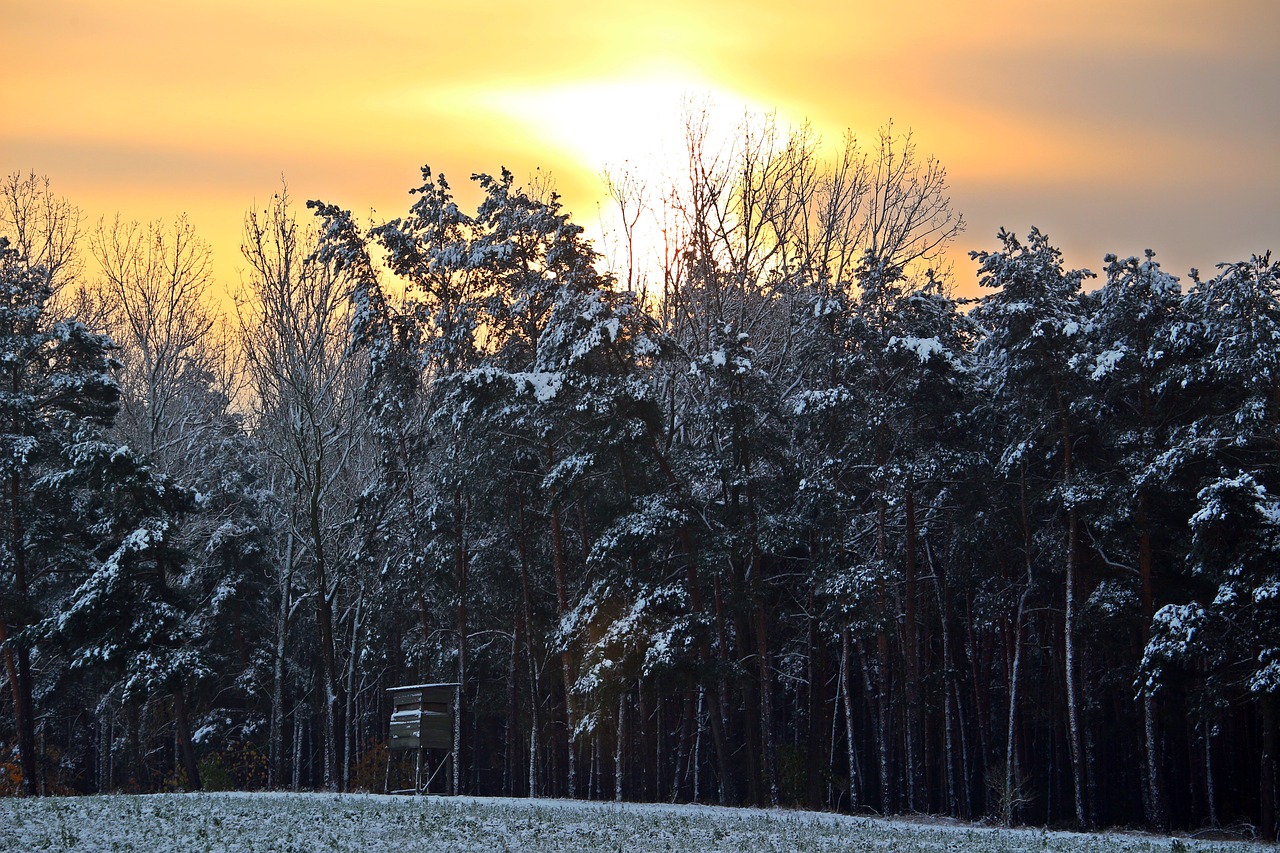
[
  {"xmin": 971, "ymin": 228, "xmax": 1096, "ymax": 826},
  {"xmin": 1084, "ymin": 251, "xmax": 1189, "ymax": 829},
  {"xmin": 1141, "ymin": 253, "xmax": 1280, "ymax": 838},
  {"xmin": 0, "ymin": 237, "xmax": 119, "ymax": 794}
]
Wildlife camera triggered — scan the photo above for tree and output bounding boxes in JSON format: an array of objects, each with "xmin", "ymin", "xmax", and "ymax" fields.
[
  {"xmin": 239, "ymin": 189, "xmax": 367, "ymax": 790},
  {"xmin": 330, "ymin": 168, "xmax": 486, "ymax": 794},
  {"xmin": 89, "ymin": 214, "xmax": 221, "ymax": 463},
  {"xmin": 0, "ymin": 236, "xmax": 120, "ymax": 793},
  {"xmin": 1140, "ymin": 253, "xmax": 1280, "ymax": 839},
  {"xmin": 971, "ymin": 228, "xmax": 1096, "ymax": 826},
  {"xmin": 0, "ymin": 171, "xmax": 83, "ymax": 310},
  {"xmin": 89, "ymin": 211, "xmax": 272, "ymax": 790},
  {"xmin": 38, "ymin": 442, "xmax": 201, "ymax": 789},
  {"xmin": 1085, "ymin": 251, "xmax": 1188, "ymax": 830}
]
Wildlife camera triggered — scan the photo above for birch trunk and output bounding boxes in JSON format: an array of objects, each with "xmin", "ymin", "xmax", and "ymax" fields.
[
  {"xmin": 517, "ymin": 499, "xmax": 540, "ymax": 798},
  {"xmin": 549, "ymin": 478, "xmax": 576, "ymax": 798},
  {"xmin": 269, "ymin": 533, "xmax": 294, "ymax": 788},
  {"xmin": 841, "ymin": 629, "xmax": 862, "ymax": 809},
  {"xmin": 1006, "ymin": 471, "xmax": 1034, "ymax": 826},
  {"xmin": 903, "ymin": 488, "xmax": 922, "ymax": 812},
  {"xmin": 454, "ymin": 491, "xmax": 468, "ymax": 796},
  {"xmin": 1056, "ymin": 387, "xmax": 1087, "ymax": 828}
]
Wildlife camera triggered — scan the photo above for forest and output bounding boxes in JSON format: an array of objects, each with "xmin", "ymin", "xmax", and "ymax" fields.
[{"xmin": 1, "ymin": 117, "xmax": 1278, "ymax": 840}]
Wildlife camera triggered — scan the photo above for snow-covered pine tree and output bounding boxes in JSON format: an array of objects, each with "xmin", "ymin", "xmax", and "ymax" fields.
[
  {"xmin": 336, "ymin": 169, "xmax": 484, "ymax": 793},
  {"xmin": 0, "ymin": 236, "xmax": 118, "ymax": 794},
  {"xmin": 440, "ymin": 169, "xmax": 662, "ymax": 799},
  {"xmin": 971, "ymin": 228, "xmax": 1096, "ymax": 826},
  {"xmin": 1083, "ymin": 250, "xmax": 1189, "ymax": 830},
  {"xmin": 1141, "ymin": 253, "xmax": 1280, "ymax": 839},
  {"xmin": 89, "ymin": 213, "xmax": 276, "ymax": 785},
  {"xmin": 38, "ymin": 441, "xmax": 201, "ymax": 789}
]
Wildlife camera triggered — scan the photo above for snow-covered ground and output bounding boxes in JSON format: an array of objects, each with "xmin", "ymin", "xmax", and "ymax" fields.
[{"xmin": 0, "ymin": 792, "xmax": 1258, "ymax": 852}]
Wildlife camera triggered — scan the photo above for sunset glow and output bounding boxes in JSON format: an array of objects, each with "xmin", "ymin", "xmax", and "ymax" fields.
[{"xmin": 4, "ymin": 0, "xmax": 1277, "ymax": 293}]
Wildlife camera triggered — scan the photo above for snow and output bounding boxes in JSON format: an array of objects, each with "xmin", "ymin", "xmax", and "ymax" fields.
[
  {"xmin": 388, "ymin": 682, "xmax": 462, "ymax": 692},
  {"xmin": 1150, "ymin": 603, "xmax": 1204, "ymax": 653},
  {"xmin": 0, "ymin": 792, "xmax": 1253, "ymax": 852},
  {"xmin": 513, "ymin": 371, "xmax": 563, "ymax": 402},
  {"xmin": 889, "ymin": 335, "xmax": 945, "ymax": 363},
  {"xmin": 1091, "ymin": 348, "xmax": 1125, "ymax": 380}
]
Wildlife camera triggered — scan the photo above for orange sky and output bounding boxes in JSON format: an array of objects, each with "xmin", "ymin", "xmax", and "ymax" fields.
[{"xmin": 5, "ymin": 0, "xmax": 1278, "ymax": 297}]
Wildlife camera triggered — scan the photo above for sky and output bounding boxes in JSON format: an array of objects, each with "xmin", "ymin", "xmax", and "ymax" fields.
[{"xmin": 4, "ymin": 0, "xmax": 1278, "ymax": 298}]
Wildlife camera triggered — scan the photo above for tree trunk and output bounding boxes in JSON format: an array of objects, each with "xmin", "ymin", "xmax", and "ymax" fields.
[
  {"xmin": 172, "ymin": 687, "xmax": 202, "ymax": 791},
  {"xmin": 615, "ymin": 691, "xmax": 626, "ymax": 801},
  {"xmin": 653, "ymin": 684, "xmax": 664, "ymax": 801},
  {"xmin": 516, "ymin": 499, "xmax": 541, "ymax": 798},
  {"xmin": 1057, "ymin": 390, "xmax": 1088, "ymax": 828},
  {"xmin": 673, "ymin": 689, "xmax": 694, "ymax": 802},
  {"xmin": 927, "ymin": 537, "xmax": 959, "ymax": 816},
  {"xmin": 755, "ymin": 597, "xmax": 780, "ymax": 807},
  {"xmin": 841, "ymin": 629, "xmax": 862, "ymax": 809},
  {"xmin": 875, "ymin": 502, "xmax": 893, "ymax": 815},
  {"xmin": 269, "ymin": 533, "xmax": 294, "ymax": 788},
  {"xmin": 966, "ymin": 590, "xmax": 992, "ymax": 788},
  {"xmin": 291, "ymin": 711, "xmax": 303, "ymax": 790},
  {"xmin": 1142, "ymin": 690, "xmax": 1165, "ymax": 829},
  {"xmin": 903, "ymin": 488, "xmax": 922, "ymax": 812},
  {"xmin": 1005, "ymin": 589, "xmax": 1029, "ymax": 825},
  {"xmin": 454, "ymin": 491, "xmax": 469, "ymax": 796},
  {"xmin": 316, "ymin": 577, "xmax": 342, "ymax": 790},
  {"xmin": 1006, "ymin": 470, "xmax": 1034, "ymax": 826},
  {"xmin": 637, "ymin": 679, "xmax": 652, "ymax": 799},
  {"xmin": 1204, "ymin": 719, "xmax": 1218, "ymax": 827},
  {"xmin": 4, "ymin": 468, "xmax": 38, "ymax": 797},
  {"xmin": 549, "ymin": 471, "xmax": 576, "ymax": 798},
  {"xmin": 805, "ymin": 581, "xmax": 826, "ymax": 810},
  {"xmin": 1263, "ymin": 696, "xmax": 1277, "ymax": 842},
  {"xmin": 1134, "ymin": 494, "xmax": 1168, "ymax": 832},
  {"xmin": 343, "ymin": 595, "xmax": 362, "ymax": 792},
  {"xmin": 0, "ymin": 613, "xmax": 37, "ymax": 796},
  {"xmin": 507, "ymin": 614, "xmax": 521, "ymax": 796},
  {"xmin": 309, "ymin": 480, "xmax": 344, "ymax": 791},
  {"xmin": 1064, "ymin": 507, "xmax": 1088, "ymax": 827}
]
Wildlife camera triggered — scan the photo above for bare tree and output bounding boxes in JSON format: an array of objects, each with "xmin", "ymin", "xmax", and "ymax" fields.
[
  {"xmin": 90, "ymin": 215, "xmax": 221, "ymax": 459},
  {"xmin": 863, "ymin": 122, "xmax": 965, "ymax": 273},
  {"xmin": 85, "ymin": 214, "xmax": 224, "ymax": 790},
  {"xmin": 602, "ymin": 163, "xmax": 649, "ymax": 298},
  {"xmin": 0, "ymin": 172, "xmax": 83, "ymax": 307},
  {"xmin": 238, "ymin": 187, "xmax": 366, "ymax": 790}
]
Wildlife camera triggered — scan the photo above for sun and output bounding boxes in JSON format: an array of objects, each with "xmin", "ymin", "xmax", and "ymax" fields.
[{"xmin": 472, "ymin": 64, "xmax": 790, "ymax": 177}]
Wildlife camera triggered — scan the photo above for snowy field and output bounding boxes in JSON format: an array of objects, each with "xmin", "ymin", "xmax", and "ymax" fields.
[{"xmin": 0, "ymin": 792, "xmax": 1259, "ymax": 852}]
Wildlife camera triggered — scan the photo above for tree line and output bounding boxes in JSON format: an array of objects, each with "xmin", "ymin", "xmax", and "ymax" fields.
[{"xmin": 1, "ymin": 117, "xmax": 1277, "ymax": 838}]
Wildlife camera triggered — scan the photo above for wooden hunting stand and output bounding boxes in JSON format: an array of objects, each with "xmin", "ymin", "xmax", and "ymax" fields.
[{"xmin": 385, "ymin": 682, "xmax": 460, "ymax": 795}]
